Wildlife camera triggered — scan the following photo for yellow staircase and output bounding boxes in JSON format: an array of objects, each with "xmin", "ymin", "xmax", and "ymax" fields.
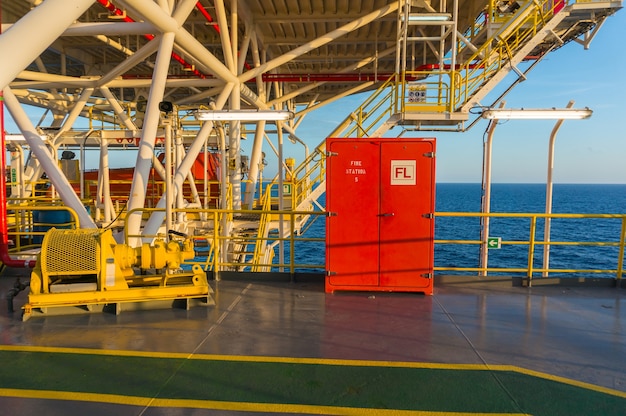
[{"xmin": 331, "ymin": 0, "xmax": 622, "ymax": 137}]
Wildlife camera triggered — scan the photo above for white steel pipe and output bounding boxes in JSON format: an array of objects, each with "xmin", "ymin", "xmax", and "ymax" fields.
[
  {"xmin": 99, "ymin": 86, "xmax": 138, "ymax": 131},
  {"xmin": 126, "ymin": 32, "xmax": 176, "ymax": 245},
  {"xmin": 99, "ymin": 140, "xmax": 113, "ymax": 223},
  {"xmin": 214, "ymin": 0, "xmax": 235, "ymax": 72},
  {"xmin": 53, "ymin": 87, "xmax": 95, "ymax": 145},
  {"xmin": 478, "ymin": 106, "xmax": 503, "ymax": 276},
  {"xmin": 3, "ymin": 87, "xmax": 96, "ymax": 228},
  {"xmin": 164, "ymin": 116, "xmax": 173, "ymax": 234},
  {"xmin": 142, "ymin": 83, "xmax": 235, "ymax": 238},
  {"xmin": 543, "ymin": 100, "xmax": 576, "ymax": 276},
  {"xmin": 479, "ymin": 100, "xmax": 507, "ymax": 275},
  {"xmin": 0, "ymin": 0, "xmax": 95, "ymax": 90},
  {"xmin": 120, "ymin": 0, "xmax": 239, "ymax": 84},
  {"xmin": 61, "ymin": 22, "xmax": 157, "ymax": 37},
  {"xmin": 244, "ymin": 121, "xmax": 266, "ymax": 209}
]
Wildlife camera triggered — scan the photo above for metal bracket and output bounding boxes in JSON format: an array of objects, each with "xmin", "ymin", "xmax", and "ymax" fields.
[
  {"xmin": 421, "ymin": 273, "xmax": 433, "ymax": 279},
  {"xmin": 326, "ymin": 271, "xmax": 336, "ymax": 276},
  {"xmin": 326, "ymin": 151, "xmax": 338, "ymax": 157},
  {"xmin": 423, "ymin": 152, "xmax": 436, "ymax": 158},
  {"xmin": 327, "ymin": 212, "xmax": 337, "ymax": 217},
  {"xmin": 422, "ymin": 213, "xmax": 434, "ymax": 219}
]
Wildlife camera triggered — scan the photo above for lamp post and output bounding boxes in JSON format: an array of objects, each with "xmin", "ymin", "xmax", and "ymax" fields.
[{"xmin": 479, "ymin": 104, "xmax": 592, "ymax": 278}]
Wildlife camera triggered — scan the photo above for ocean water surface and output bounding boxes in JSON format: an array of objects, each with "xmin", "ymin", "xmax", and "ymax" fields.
[{"xmin": 290, "ymin": 183, "xmax": 626, "ymax": 277}]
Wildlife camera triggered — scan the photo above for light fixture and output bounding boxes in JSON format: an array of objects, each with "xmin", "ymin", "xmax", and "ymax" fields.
[
  {"xmin": 194, "ymin": 109, "xmax": 294, "ymax": 121},
  {"xmin": 404, "ymin": 13, "xmax": 452, "ymax": 22},
  {"xmin": 481, "ymin": 108, "xmax": 593, "ymax": 120}
]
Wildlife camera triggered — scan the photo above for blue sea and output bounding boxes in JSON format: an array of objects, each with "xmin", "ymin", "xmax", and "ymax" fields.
[{"xmin": 290, "ymin": 183, "xmax": 626, "ymax": 277}]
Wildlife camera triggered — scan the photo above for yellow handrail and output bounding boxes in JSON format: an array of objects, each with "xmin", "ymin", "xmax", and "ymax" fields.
[
  {"xmin": 251, "ymin": 182, "xmax": 275, "ymax": 271},
  {"xmin": 435, "ymin": 212, "xmax": 626, "ymax": 283},
  {"xmin": 5, "ymin": 202, "xmax": 624, "ymax": 284},
  {"xmin": 332, "ymin": 0, "xmax": 569, "ymax": 137},
  {"xmin": 124, "ymin": 207, "xmax": 326, "ymax": 276}
]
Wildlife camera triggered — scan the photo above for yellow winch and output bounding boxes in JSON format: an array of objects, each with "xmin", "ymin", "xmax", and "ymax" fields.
[{"xmin": 24, "ymin": 228, "xmax": 213, "ymax": 319}]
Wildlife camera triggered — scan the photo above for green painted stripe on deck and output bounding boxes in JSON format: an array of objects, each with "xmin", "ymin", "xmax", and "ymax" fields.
[{"xmin": 0, "ymin": 349, "xmax": 623, "ymax": 415}]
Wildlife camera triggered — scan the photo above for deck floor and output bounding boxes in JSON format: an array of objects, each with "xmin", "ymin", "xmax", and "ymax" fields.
[{"xmin": 0, "ymin": 269, "xmax": 624, "ymax": 415}]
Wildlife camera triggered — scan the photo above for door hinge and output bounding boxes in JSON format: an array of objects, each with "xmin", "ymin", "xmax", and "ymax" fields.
[
  {"xmin": 423, "ymin": 152, "xmax": 436, "ymax": 158},
  {"xmin": 326, "ymin": 151, "xmax": 338, "ymax": 157},
  {"xmin": 422, "ymin": 213, "xmax": 434, "ymax": 219},
  {"xmin": 327, "ymin": 212, "xmax": 337, "ymax": 217},
  {"xmin": 421, "ymin": 273, "xmax": 433, "ymax": 279},
  {"xmin": 326, "ymin": 271, "xmax": 337, "ymax": 276}
]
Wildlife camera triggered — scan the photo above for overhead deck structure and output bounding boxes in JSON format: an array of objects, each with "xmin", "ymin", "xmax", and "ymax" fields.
[{"xmin": 0, "ymin": 0, "xmax": 622, "ymax": 274}]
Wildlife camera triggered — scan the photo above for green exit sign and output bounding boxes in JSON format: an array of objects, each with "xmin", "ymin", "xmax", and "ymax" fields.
[{"xmin": 487, "ymin": 237, "xmax": 501, "ymax": 249}]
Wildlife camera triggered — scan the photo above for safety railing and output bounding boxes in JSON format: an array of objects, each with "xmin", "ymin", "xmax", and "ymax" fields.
[
  {"xmin": 251, "ymin": 182, "xmax": 275, "ymax": 270},
  {"xmin": 290, "ymin": 142, "xmax": 327, "ymax": 209},
  {"xmin": 435, "ymin": 212, "xmax": 626, "ymax": 283},
  {"xmin": 4, "ymin": 201, "xmax": 81, "ymax": 253},
  {"xmin": 330, "ymin": 75, "xmax": 398, "ymax": 138},
  {"xmin": 451, "ymin": 0, "xmax": 552, "ymax": 110},
  {"xmin": 124, "ymin": 207, "xmax": 326, "ymax": 277},
  {"xmin": 5, "ymin": 202, "xmax": 625, "ymax": 284}
]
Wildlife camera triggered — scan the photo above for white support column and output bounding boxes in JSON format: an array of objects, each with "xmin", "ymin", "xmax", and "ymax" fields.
[
  {"xmin": 99, "ymin": 140, "xmax": 113, "ymax": 223},
  {"xmin": 244, "ymin": 121, "xmax": 266, "ymax": 209},
  {"xmin": 126, "ymin": 32, "xmax": 176, "ymax": 246},
  {"xmin": 479, "ymin": 120, "xmax": 499, "ymax": 276},
  {"xmin": 0, "ymin": 0, "xmax": 94, "ymax": 90},
  {"xmin": 277, "ymin": 120, "xmax": 285, "ymax": 272},
  {"xmin": 120, "ymin": 0, "xmax": 239, "ymax": 84},
  {"xmin": 164, "ymin": 114, "xmax": 173, "ymax": 235},
  {"xmin": 3, "ymin": 87, "xmax": 96, "ymax": 229},
  {"xmin": 229, "ymin": 93, "xmax": 243, "ymax": 210},
  {"xmin": 543, "ymin": 100, "xmax": 575, "ymax": 276},
  {"xmin": 52, "ymin": 87, "xmax": 94, "ymax": 145},
  {"xmin": 99, "ymin": 86, "xmax": 139, "ymax": 131},
  {"xmin": 227, "ymin": 0, "xmax": 242, "ymax": 210},
  {"xmin": 214, "ymin": 0, "xmax": 236, "ymax": 72},
  {"xmin": 249, "ymin": 29, "xmax": 266, "ymax": 102},
  {"xmin": 142, "ymin": 83, "xmax": 235, "ymax": 237}
]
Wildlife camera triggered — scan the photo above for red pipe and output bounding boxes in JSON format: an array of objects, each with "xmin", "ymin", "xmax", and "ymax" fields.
[
  {"xmin": 0, "ymin": 97, "xmax": 37, "ymax": 269},
  {"xmin": 194, "ymin": 3, "xmax": 252, "ymax": 70},
  {"xmin": 0, "ymin": 4, "xmax": 36, "ymax": 268},
  {"xmin": 195, "ymin": 2, "xmax": 221, "ymax": 34}
]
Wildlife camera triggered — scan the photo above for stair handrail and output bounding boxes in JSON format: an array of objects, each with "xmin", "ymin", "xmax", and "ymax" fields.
[
  {"xmin": 450, "ymin": 0, "xmax": 556, "ymax": 111},
  {"xmin": 326, "ymin": 75, "xmax": 399, "ymax": 139},
  {"xmin": 290, "ymin": 143, "xmax": 327, "ymax": 210},
  {"xmin": 251, "ymin": 182, "xmax": 274, "ymax": 271}
]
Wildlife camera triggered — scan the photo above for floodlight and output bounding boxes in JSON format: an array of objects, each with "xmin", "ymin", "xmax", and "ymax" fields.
[
  {"xmin": 481, "ymin": 108, "xmax": 592, "ymax": 120},
  {"xmin": 404, "ymin": 13, "xmax": 451, "ymax": 22},
  {"xmin": 194, "ymin": 109, "xmax": 294, "ymax": 121}
]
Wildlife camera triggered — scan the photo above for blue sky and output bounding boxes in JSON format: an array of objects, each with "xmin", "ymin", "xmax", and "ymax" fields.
[
  {"xmin": 4, "ymin": 9, "xmax": 625, "ymax": 184},
  {"xmin": 293, "ymin": 9, "xmax": 626, "ymax": 184}
]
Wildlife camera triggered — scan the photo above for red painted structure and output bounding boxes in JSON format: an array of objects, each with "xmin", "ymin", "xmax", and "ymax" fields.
[
  {"xmin": 325, "ymin": 138, "xmax": 436, "ymax": 295},
  {"xmin": 81, "ymin": 152, "xmax": 221, "ymax": 207}
]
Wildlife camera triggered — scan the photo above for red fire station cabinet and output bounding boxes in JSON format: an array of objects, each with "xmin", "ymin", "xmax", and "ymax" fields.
[{"xmin": 325, "ymin": 138, "xmax": 436, "ymax": 295}]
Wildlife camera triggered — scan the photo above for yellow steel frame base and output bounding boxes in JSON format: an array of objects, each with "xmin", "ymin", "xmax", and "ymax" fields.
[{"xmin": 23, "ymin": 270, "xmax": 214, "ymax": 321}]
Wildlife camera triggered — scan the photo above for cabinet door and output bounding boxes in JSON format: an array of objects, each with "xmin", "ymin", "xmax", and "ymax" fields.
[
  {"xmin": 379, "ymin": 141, "xmax": 435, "ymax": 289},
  {"xmin": 326, "ymin": 140, "xmax": 380, "ymax": 287}
]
